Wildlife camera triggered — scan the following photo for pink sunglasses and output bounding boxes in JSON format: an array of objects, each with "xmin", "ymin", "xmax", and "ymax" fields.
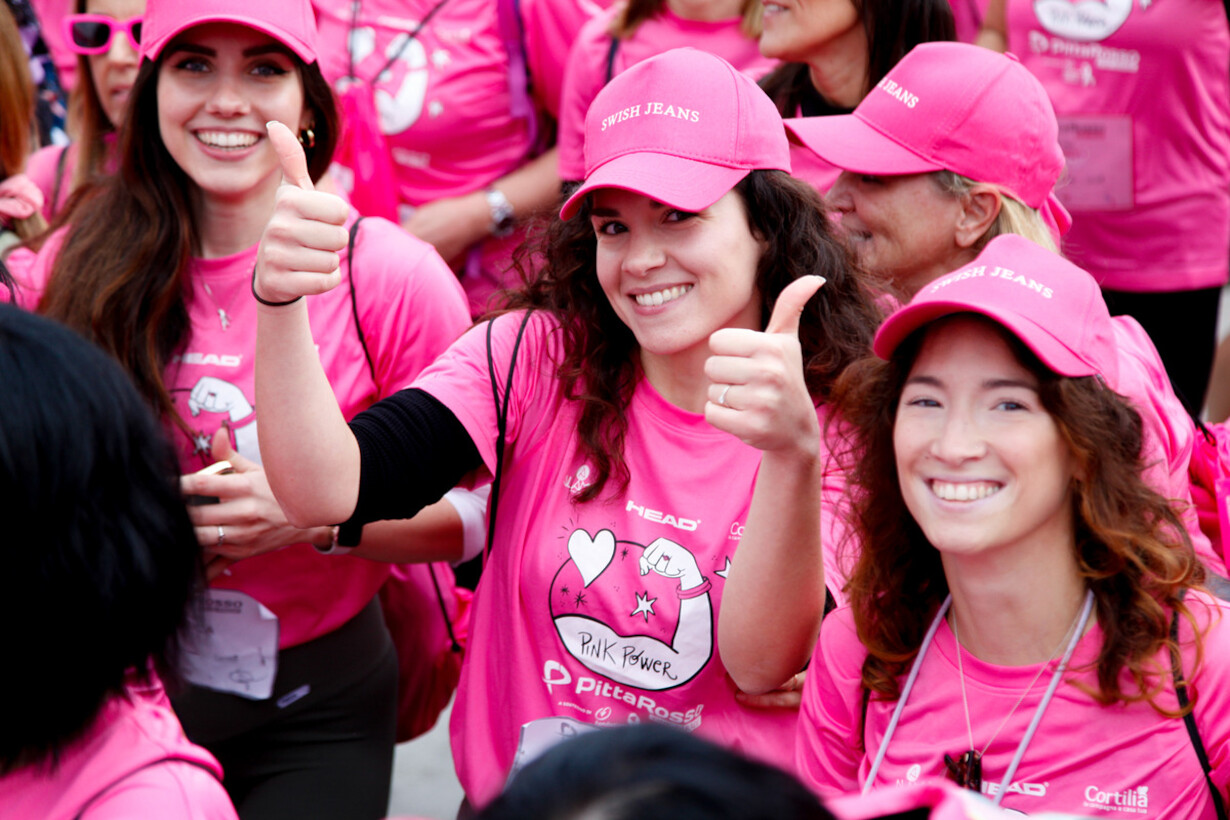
[{"xmin": 63, "ymin": 14, "xmax": 143, "ymax": 55}]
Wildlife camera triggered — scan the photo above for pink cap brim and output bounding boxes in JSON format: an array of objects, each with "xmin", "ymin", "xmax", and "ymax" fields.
[
  {"xmin": 142, "ymin": 15, "xmax": 316, "ymax": 64},
  {"xmin": 784, "ymin": 114, "xmax": 942, "ymax": 177},
  {"xmin": 874, "ymin": 300, "xmax": 1100, "ymax": 378},
  {"xmin": 560, "ymin": 152, "xmax": 752, "ymax": 220}
]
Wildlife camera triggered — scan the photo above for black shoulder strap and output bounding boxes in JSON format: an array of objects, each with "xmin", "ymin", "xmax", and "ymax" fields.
[
  {"xmin": 485, "ymin": 311, "xmax": 534, "ymax": 560},
  {"xmin": 604, "ymin": 35, "xmax": 620, "ymax": 85},
  {"xmin": 347, "ymin": 216, "xmax": 460, "ymax": 651},
  {"xmin": 1170, "ymin": 591, "xmax": 1229, "ymax": 819},
  {"xmin": 50, "ymin": 144, "xmax": 69, "ymax": 219},
  {"xmin": 73, "ymin": 756, "xmax": 219, "ymax": 820},
  {"xmin": 346, "ymin": 217, "xmax": 376, "ymax": 384}
]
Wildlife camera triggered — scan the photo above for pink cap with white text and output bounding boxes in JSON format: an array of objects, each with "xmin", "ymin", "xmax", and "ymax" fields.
[
  {"xmin": 874, "ymin": 235, "xmax": 1118, "ymax": 384},
  {"xmin": 140, "ymin": 0, "xmax": 317, "ymax": 64},
  {"xmin": 560, "ymin": 48, "xmax": 790, "ymax": 220},
  {"xmin": 785, "ymin": 42, "xmax": 1070, "ymax": 235}
]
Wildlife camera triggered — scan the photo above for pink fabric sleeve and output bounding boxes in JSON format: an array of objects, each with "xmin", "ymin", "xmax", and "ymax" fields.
[
  {"xmin": 797, "ymin": 606, "xmax": 868, "ymax": 797},
  {"xmin": 84, "ymin": 762, "xmax": 238, "ymax": 820},
  {"xmin": 24, "ymin": 145, "xmax": 71, "ymax": 220},
  {"xmin": 557, "ymin": 9, "xmax": 617, "ymax": 181},
  {"xmin": 522, "ymin": 0, "xmax": 602, "ymax": 119}
]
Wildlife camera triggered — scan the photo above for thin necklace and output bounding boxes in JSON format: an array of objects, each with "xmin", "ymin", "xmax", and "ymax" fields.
[
  {"xmin": 201, "ymin": 281, "xmax": 235, "ymax": 331},
  {"xmin": 952, "ymin": 597, "xmax": 1084, "ymax": 759}
]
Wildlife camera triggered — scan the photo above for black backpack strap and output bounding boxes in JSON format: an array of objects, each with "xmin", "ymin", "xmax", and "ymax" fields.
[
  {"xmin": 73, "ymin": 756, "xmax": 219, "ymax": 820},
  {"xmin": 604, "ymin": 35, "xmax": 620, "ymax": 85},
  {"xmin": 349, "ymin": 216, "xmax": 459, "ymax": 651},
  {"xmin": 1170, "ymin": 590, "xmax": 1229, "ymax": 820},
  {"xmin": 484, "ymin": 311, "xmax": 534, "ymax": 560},
  {"xmin": 50, "ymin": 144, "xmax": 69, "ymax": 219},
  {"xmin": 346, "ymin": 217, "xmax": 376, "ymax": 384}
]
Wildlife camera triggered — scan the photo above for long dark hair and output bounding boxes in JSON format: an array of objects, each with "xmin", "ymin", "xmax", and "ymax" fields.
[
  {"xmin": 37, "ymin": 48, "xmax": 337, "ymax": 430},
  {"xmin": 0, "ymin": 305, "xmax": 201, "ymax": 774},
  {"xmin": 505, "ymin": 170, "xmax": 881, "ymax": 502},
  {"xmin": 760, "ymin": 0, "xmax": 955, "ymax": 117},
  {"xmin": 832, "ymin": 316, "xmax": 1205, "ymax": 714}
]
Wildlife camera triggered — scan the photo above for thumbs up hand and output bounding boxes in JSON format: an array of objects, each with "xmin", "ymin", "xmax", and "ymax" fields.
[
  {"xmin": 253, "ymin": 121, "xmax": 351, "ymax": 305},
  {"xmin": 704, "ymin": 275, "xmax": 826, "ymax": 455}
]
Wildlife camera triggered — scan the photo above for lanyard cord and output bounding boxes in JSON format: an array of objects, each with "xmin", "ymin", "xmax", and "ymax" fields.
[
  {"xmin": 347, "ymin": 0, "xmax": 452, "ymax": 81},
  {"xmin": 863, "ymin": 589, "xmax": 1095, "ymax": 803}
]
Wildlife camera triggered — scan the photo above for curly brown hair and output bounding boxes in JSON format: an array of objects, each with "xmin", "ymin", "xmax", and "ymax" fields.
[
  {"xmin": 504, "ymin": 170, "xmax": 882, "ymax": 502},
  {"xmin": 830, "ymin": 316, "xmax": 1205, "ymax": 715}
]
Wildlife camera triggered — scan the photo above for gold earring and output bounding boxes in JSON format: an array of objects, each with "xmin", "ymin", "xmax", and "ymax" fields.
[{"xmin": 298, "ymin": 127, "xmax": 316, "ymax": 149}]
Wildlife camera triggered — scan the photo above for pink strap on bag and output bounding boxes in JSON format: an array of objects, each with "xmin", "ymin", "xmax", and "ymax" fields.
[{"xmin": 335, "ymin": 81, "xmax": 401, "ymax": 221}]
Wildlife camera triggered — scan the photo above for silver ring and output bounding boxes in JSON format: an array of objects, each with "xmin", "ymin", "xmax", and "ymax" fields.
[
  {"xmin": 217, "ymin": 525, "xmax": 226, "ymax": 548},
  {"xmin": 717, "ymin": 384, "xmax": 732, "ymax": 407}
]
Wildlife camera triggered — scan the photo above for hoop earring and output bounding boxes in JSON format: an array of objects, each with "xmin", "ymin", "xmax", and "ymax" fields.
[{"xmin": 298, "ymin": 127, "xmax": 316, "ymax": 149}]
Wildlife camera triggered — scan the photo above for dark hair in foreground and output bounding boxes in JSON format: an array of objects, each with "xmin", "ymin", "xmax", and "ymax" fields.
[
  {"xmin": 760, "ymin": 0, "xmax": 955, "ymax": 117},
  {"xmin": 0, "ymin": 306, "xmax": 201, "ymax": 774},
  {"xmin": 36, "ymin": 49, "xmax": 337, "ymax": 431},
  {"xmin": 832, "ymin": 315, "xmax": 1205, "ymax": 717},
  {"xmin": 476, "ymin": 724, "xmax": 835, "ymax": 820},
  {"xmin": 507, "ymin": 170, "xmax": 881, "ymax": 502}
]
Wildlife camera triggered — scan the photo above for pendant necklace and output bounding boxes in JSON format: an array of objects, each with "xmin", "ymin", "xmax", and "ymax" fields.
[
  {"xmin": 201, "ymin": 281, "xmax": 235, "ymax": 331},
  {"xmin": 863, "ymin": 589, "xmax": 1095, "ymax": 806}
]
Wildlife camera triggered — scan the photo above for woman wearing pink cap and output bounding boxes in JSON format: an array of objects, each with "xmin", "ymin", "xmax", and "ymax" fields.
[
  {"xmin": 250, "ymin": 47, "xmax": 880, "ymax": 806},
  {"xmin": 798, "ymin": 234, "xmax": 1230, "ymax": 816},
  {"xmin": 18, "ymin": 0, "xmax": 474, "ymax": 816},
  {"xmin": 783, "ymin": 40, "xmax": 1222, "ymax": 604}
]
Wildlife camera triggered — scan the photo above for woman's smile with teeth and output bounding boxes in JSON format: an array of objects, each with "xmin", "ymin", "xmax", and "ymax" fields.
[
  {"xmin": 195, "ymin": 130, "xmax": 260, "ymax": 149},
  {"xmin": 930, "ymin": 480, "xmax": 1002, "ymax": 501},
  {"xmin": 634, "ymin": 284, "xmax": 693, "ymax": 307}
]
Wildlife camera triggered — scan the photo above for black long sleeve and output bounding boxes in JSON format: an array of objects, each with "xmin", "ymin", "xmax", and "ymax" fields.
[{"xmin": 338, "ymin": 388, "xmax": 483, "ymax": 546}]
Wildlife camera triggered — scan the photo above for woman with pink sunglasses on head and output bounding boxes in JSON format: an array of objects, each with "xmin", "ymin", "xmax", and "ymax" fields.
[{"xmin": 24, "ymin": 0, "xmax": 141, "ymax": 219}]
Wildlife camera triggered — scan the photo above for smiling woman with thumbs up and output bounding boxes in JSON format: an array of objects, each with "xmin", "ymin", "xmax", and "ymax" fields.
[
  {"xmin": 252, "ymin": 47, "xmax": 879, "ymax": 808},
  {"xmin": 15, "ymin": 0, "xmax": 474, "ymax": 817}
]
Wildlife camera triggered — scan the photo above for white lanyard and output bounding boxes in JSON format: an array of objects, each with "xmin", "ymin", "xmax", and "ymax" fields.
[{"xmin": 862, "ymin": 589, "xmax": 1095, "ymax": 805}]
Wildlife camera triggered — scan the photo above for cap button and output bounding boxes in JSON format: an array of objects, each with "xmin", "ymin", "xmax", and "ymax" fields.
[{"xmin": 1004, "ymin": 51, "xmax": 1022, "ymax": 64}]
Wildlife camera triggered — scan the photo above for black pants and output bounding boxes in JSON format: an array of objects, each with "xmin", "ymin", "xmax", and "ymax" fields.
[
  {"xmin": 1103, "ymin": 286, "xmax": 1221, "ymax": 418},
  {"xmin": 174, "ymin": 598, "xmax": 398, "ymax": 820}
]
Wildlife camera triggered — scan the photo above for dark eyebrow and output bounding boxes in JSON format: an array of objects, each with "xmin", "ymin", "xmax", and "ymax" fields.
[
  {"xmin": 902, "ymin": 375, "xmax": 1039, "ymax": 392},
  {"xmin": 163, "ymin": 43, "xmax": 294, "ymax": 59}
]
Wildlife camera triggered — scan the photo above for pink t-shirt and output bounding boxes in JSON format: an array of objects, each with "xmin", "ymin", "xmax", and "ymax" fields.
[
  {"xmin": 557, "ymin": 5, "xmax": 777, "ymax": 180},
  {"xmin": 1112, "ymin": 315, "xmax": 1220, "ymax": 575},
  {"xmin": 314, "ymin": 0, "xmax": 562, "ymax": 313},
  {"xmin": 947, "ymin": 0, "xmax": 990, "ymax": 44},
  {"xmin": 786, "ymin": 133, "xmax": 843, "ymax": 195},
  {"xmin": 798, "ymin": 592, "xmax": 1230, "ymax": 817},
  {"xmin": 26, "ymin": 135, "xmax": 120, "ymax": 221},
  {"xmin": 21, "ymin": 216, "xmax": 471, "ymax": 649},
  {"xmin": 413, "ymin": 311, "xmax": 847, "ymax": 805},
  {"xmin": 1007, "ymin": 0, "xmax": 1230, "ymax": 292},
  {"xmin": 0, "ymin": 682, "xmax": 236, "ymax": 820}
]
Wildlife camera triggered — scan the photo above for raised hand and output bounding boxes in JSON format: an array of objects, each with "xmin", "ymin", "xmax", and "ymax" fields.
[
  {"xmin": 252, "ymin": 120, "xmax": 351, "ymax": 305},
  {"xmin": 704, "ymin": 275, "xmax": 826, "ymax": 456}
]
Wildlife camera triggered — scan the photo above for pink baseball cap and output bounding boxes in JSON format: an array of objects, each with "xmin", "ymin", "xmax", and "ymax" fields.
[
  {"xmin": 559, "ymin": 48, "xmax": 790, "ymax": 220},
  {"xmin": 140, "ymin": 0, "xmax": 317, "ymax": 64},
  {"xmin": 874, "ymin": 234, "xmax": 1119, "ymax": 384},
  {"xmin": 785, "ymin": 42, "xmax": 1070, "ymax": 235}
]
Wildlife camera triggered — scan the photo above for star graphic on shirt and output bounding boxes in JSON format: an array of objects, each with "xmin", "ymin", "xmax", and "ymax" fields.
[
  {"xmin": 559, "ymin": 584, "xmax": 571, "ymax": 598},
  {"xmin": 620, "ymin": 546, "xmax": 630, "ymax": 561},
  {"xmin": 431, "ymin": 49, "xmax": 451, "ymax": 69},
  {"xmin": 193, "ymin": 432, "xmax": 212, "ymax": 454},
  {"xmin": 715, "ymin": 558, "xmax": 733, "ymax": 580},
  {"xmin": 631, "ymin": 592, "xmax": 657, "ymax": 622},
  {"xmin": 573, "ymin": 591, "xmax": 588, "ymax": 608},
  {"xmin": 428, "ymin": 100, "xmax": 444, "ymax": 118}
]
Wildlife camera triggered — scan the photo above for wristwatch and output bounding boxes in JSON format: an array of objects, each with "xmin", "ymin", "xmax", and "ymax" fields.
[{"xmin": 485, "ymin": 187, "xmax": 516, "ymax": 238}]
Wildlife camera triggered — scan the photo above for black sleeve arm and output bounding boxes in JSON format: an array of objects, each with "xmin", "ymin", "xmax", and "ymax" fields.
[{"xmin": 337, "ymin": 388, "xmax": 484, "ymax": 546}]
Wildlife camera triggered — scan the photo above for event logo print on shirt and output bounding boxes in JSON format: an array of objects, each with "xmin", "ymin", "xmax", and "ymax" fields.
[
  {"xmin": 348, "ymin": 26, "xmax": 430, "ymax": 135},
  {"xmin": 1032, "ymin": 0, "xmax": 1132, "ymax": 41},
  {"xmin": 550, "ymin": 528, "xmax": 714, "ymax": 692},
  {"xmin": 174, "ymin": 375, "xmax": 260, "ymax": 464}
]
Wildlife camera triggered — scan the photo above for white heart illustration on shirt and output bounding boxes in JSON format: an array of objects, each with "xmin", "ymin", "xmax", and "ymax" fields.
[{"xmin": 568, "ymin": 529, "xmax": 616, "ymax": 588}]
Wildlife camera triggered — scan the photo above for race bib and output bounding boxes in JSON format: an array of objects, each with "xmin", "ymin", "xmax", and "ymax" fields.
[{"xmin": 181, "ymin": 588, "xmax": 279, "ymax": 700}]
